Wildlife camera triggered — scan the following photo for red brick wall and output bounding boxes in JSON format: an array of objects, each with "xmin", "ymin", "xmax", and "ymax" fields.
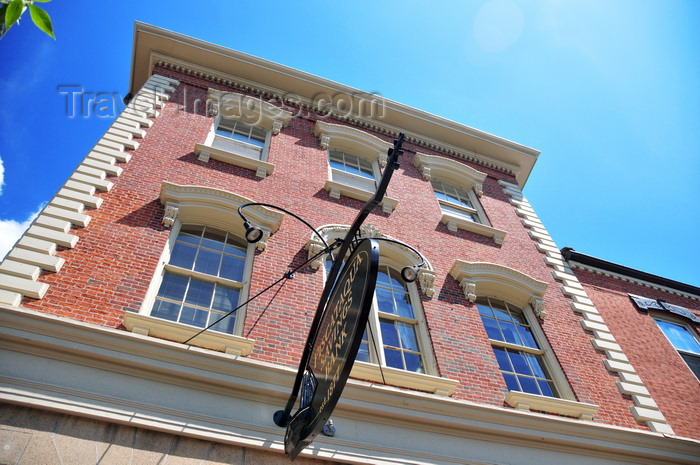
[
  {"xmin": 574, "ymin": 269, "xmax": 700, "ymax": 439},
  {"xmin": 21, "ymin": 68, "xmax": 654, "ymax": 433}
]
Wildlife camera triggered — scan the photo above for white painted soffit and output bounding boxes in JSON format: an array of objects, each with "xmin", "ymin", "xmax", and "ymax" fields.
[{"xmin": 129, "ymin": 22, "xmax": 540, "ymax": 188}]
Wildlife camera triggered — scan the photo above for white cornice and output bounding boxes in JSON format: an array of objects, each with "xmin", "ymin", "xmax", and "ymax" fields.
[
  {"xmin": 130, "ymin": 23, "xmax": 539, "ymax": 187},
  {"xmin": 568, "ymin": 262, "xmax": 700, "ymax": 302}
]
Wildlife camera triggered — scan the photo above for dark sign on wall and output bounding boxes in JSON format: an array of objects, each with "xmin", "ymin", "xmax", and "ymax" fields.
[
  {"xmin": 273, "ymin": 133, "xmax": 405, "ymax": 460},
  {"xmin": 284, "ymin": 238, "xmax": 379, "ymax": 459}
]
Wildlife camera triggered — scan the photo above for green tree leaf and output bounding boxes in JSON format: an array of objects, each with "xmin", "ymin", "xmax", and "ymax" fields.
[
  {"xmin": 5, "ymin": 0, "xmax": 23, "ymax": 28},
  {"xmin": 28, "ymin": 4, "xmax": 53, "ymax": 39},
  {"xmin": 0, "ymin": 4, "xmax": 8, "ymax": 38}
]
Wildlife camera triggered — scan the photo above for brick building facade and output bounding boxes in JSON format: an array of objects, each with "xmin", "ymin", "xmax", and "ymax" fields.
[
  {"xmin": 1, "ymin": 23, "xmax": 698, "ymax": 464},
  {"xmin": 561, "ymin": 248, "xmax": 700, "ymax": 442}
]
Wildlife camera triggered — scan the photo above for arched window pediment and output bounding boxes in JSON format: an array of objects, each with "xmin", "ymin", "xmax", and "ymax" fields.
[
  {"xmin": 306, "ymin": 224, "xmax": 435, "ymax": 297},
  {"xmin": 207, "ymin": 89, "xmax": 293, "ymax": 134},
  {"xmin": 314, "ymin": 121, "xmax": 392, "ymax": 166},
  {"xmin": 314, "ymin": 122, "xmax": 398, "ymax": 212},
  {"xmin": 413, "ymin": 152, "xmax": 487, "ymax": 195},
  {"xmin": 159, "ymin": 181, "xmax": 283, "ymax": 250},
  {"xmin": 449, "ymin": 260, "xmax": 547, "ymax": 316}
]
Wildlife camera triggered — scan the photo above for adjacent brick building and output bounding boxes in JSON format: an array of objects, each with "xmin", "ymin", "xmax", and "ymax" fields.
[
  {"xmin": 561, "ymin": 247, "xmax": 700, "ymax": 441},
  {"xmin": 1, "ymin": 23, "xmax": 698, "ymax": 464}
]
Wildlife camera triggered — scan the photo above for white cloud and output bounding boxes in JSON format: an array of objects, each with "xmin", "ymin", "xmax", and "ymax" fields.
[{"xmin": 0, "ymin": 204, "xmax": 43, "ymax": 261}]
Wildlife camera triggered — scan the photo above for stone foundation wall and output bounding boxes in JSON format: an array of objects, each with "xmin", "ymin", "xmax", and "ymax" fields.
[{"xmin": 0, "ymin": 403, "xmax": 333, "ymax": 465}]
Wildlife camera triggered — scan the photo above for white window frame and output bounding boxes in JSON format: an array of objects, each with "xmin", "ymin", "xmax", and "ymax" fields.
[
  {"xmin": 314, "ymin": 121, "xmax": 399, "ymax": 214},
  {"xmin": 414, "ymin": 152, "xmax": 507, "ymax": 244},
  {"xmin": 124, "ymin": 182, "xmax": 284, "ymax": 355},
  {"xmin": 328, "ymin": 148, "xmax": 380, "ymax": 193},
  {"xmin": 450, "ymin": 260, "xmax": 599, "ymax": 419},
  {"xmin": 653, "ymin": 314, "xmax": 700, "ymax": 380},
  {"xmin": 360, "ymin": 258, "xmax": 434, "ymax": 370},
  {"xmin": 310, "ymin": 224, "xmax": 456, "ymax": 396},
  {"xmin": 148, "ymin": 223, "xmax": 255, "ymax": 331},
  {"xmin": 431, "ymin": 178, "xmax": 485, "ymax": 223},
  {"xmin": 211, "ymin": 117, "xmax": 271, "ymax": 160},
  {"xmin": 194, "ymin": 89, "xmax": 292, "ymax": 178},
  {"xmin": 476, "ymin": 296, "xmax": 560, "ymax": 397}
]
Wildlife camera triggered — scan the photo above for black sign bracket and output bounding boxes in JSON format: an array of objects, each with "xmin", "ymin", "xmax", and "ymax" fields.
[{"xmin": 274, "ymin": 133, "xmax": 406, "ymax": 459}]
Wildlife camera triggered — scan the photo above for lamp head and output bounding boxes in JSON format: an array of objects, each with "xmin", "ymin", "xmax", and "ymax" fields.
[
  {"xmin": 401, "ymin": 265, "xmax": 420, "ymax": 283},
  {"xmin": 244, "ymin": 221, "xmax": 264, "ymax": 243}
]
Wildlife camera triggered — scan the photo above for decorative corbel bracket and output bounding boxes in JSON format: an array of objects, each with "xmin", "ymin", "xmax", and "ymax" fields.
[
  {"xmin": 360, "ymin": 223, "xmax": 382, "ymax": 238},
  {"xmin": 460, "ymin": 280, "xmax": 477, "ymax": 303},
  {"xmin": 162, "ymin": 204, "xmax": 179, "ymax": 228},
  {"xmin": 319, "ymin": 134, "xmax": 331, "ymax": 149},
  {"xmin": 255, "ymin": 230, "xmax": 271, "ymax": 251},
  {"xmin": 420, "ymin": 166, "xmax": 432, "ymax": 180},
  {"xmin": 378, "ymin": 151, "xmax": 388, "ymax": 168},
  {"xmin": 530, "ymin": 297, "xmax": 546, "ymax": 319},
  {"xmin": 418, "ymin": 269, "xmax": 436, "ymax": 298},
  {"xmin": 306, "ymin": 239, "xmax": 326, "ymax": 270}
]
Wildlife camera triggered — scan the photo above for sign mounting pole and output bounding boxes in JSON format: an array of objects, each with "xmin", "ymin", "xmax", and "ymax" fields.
[{"xmin": 274, "ymin": 133, "xmax": 406, "ymax": 459}]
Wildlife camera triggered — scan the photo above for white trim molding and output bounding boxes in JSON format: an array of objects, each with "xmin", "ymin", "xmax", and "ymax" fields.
[
  {"xmin": 3, "ymin": 304, "xmax": 698, "ymax": 465},
  {"xmin": 498, "ymin": 179, "xmax": 675, "ymax": 435},
  {"xmin": 159, "ymin": 181, "xmax": 284, "ymax": 251},
  {"xmin": 315, "ymin": 121, "xmax": 399, "ymax": 213},
  {"xmin": 350, "ymin": 361, "xmax": 458, "ymax": 396},
  {"xmin": 449, "ymin": 260, "xmax": 548, "ymax": 311},
  {"xmin": 306, "ymin": 224, "xmax": 436, "ymax": 297},
  {"xmin": 414, "ymin": 152, "xmax": 507, "ymax": 243},
  {"xmin": 568, "ymin": 262, "xmax": 700, "ymax": 302},
  {"xmin": 194, "ymin": 89, "xmax": 292, "ymax": 178},
  {"xmin": 413, "ymin": 152, "xmax": 487, "ymax": 195},
  {"xmin": 506, "ymin": 391, "xmax": 599, "ymax": 421},
  {"xmin": 442, "ymin": 215, "xmax": 507, "ymax": 244},
  {"xmin": 323, "ymin": 180, "xmax": 399, "ymax": 214},
  {"xmin": 123, "ymin": 311, "xmax": 254, "ymax": 355},
  {"xmin": 314, "ymin": 121, "xmax": 392, "ymax": 166},
  {"xmin": 206, "ymin": 88, "xmax": 293, "ymax": 134},
  {"xmin": 194, "ymin": 143, "xmax": 275, "ymax": 178},
  {"xmin": 142, "ymin": 38, "xmax": 539, "ymax": 187}
]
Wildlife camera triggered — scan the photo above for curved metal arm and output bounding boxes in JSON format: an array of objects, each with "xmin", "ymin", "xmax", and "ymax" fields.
[
  {"xmin": 351, "ymin": 236, "xmax": 426, "ymax": 282},
  {"xmin": 354, "ymin": 236, "xmax": 425, "ymax": 267},
  {"xmin": 238, "ymin": 202, "xmax": 332, "ymax": 254}
]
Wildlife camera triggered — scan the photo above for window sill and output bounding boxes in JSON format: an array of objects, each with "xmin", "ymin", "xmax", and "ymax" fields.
[
  {"xmin": 350, "ymin": 361, "xmax": 458, "ymax": 396},
  {"xmin": 123, "ymin": 312, "xmax": 254, "ymax": 356},
  {"xmin": 440, "ymin": 212, "xmax": 507, "ymax": 245},
  {"xmin": 324, "ymin": 180, "xmax": 398, "ymax": 214},
  {"xmin": 194, "ymin": 143, "xmax": 275, "ymax": 178},
  {"xmin": 505, "ymin": 391, "xmax": 599, "ymax": 420}
]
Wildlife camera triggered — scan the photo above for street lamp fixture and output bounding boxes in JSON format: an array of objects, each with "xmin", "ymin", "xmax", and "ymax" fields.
[{"xmin": 243, "ymin": 221, "xmax": 264, "ymax": 243}]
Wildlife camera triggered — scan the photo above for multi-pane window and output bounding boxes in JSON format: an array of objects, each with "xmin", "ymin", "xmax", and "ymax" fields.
[
  {"xmin": 431, "ymin": 179, "xmax": 480, "ymax": 223},
  {"xmin": 327, "ymin": 258, "xmax": 425, "ymax": 373},
  {"xmin": 477, "ymin": 296, "xmax": 557, "ymax": 397},
  {"xmin": 654, "ymin": 318, "xmax": 700, "ymax": 379},
  {"xmin": 150, "ymin": 225, "xmax": 248, "ymax": 334},
  {"xmin": 215, "ymin": 119, "xmax": 267, "ymax": 147},
  {"xmin": 328, "ymin": 149, "xmax": 377, "ymax": 191},
  {"xmin": 211, "ymin": 119, "xmax": 268, "ymax": 160}
]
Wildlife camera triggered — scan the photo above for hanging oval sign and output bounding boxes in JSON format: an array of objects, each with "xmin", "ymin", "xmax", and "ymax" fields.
[{"xmin": 284, "ymin": 238, "xmax": 379, "ymax": 459}]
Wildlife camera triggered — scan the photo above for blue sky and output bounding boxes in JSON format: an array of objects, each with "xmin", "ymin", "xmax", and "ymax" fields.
[{"xmin": 1, "ymin": 0, "xmax": 699, "ymax": 286}]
